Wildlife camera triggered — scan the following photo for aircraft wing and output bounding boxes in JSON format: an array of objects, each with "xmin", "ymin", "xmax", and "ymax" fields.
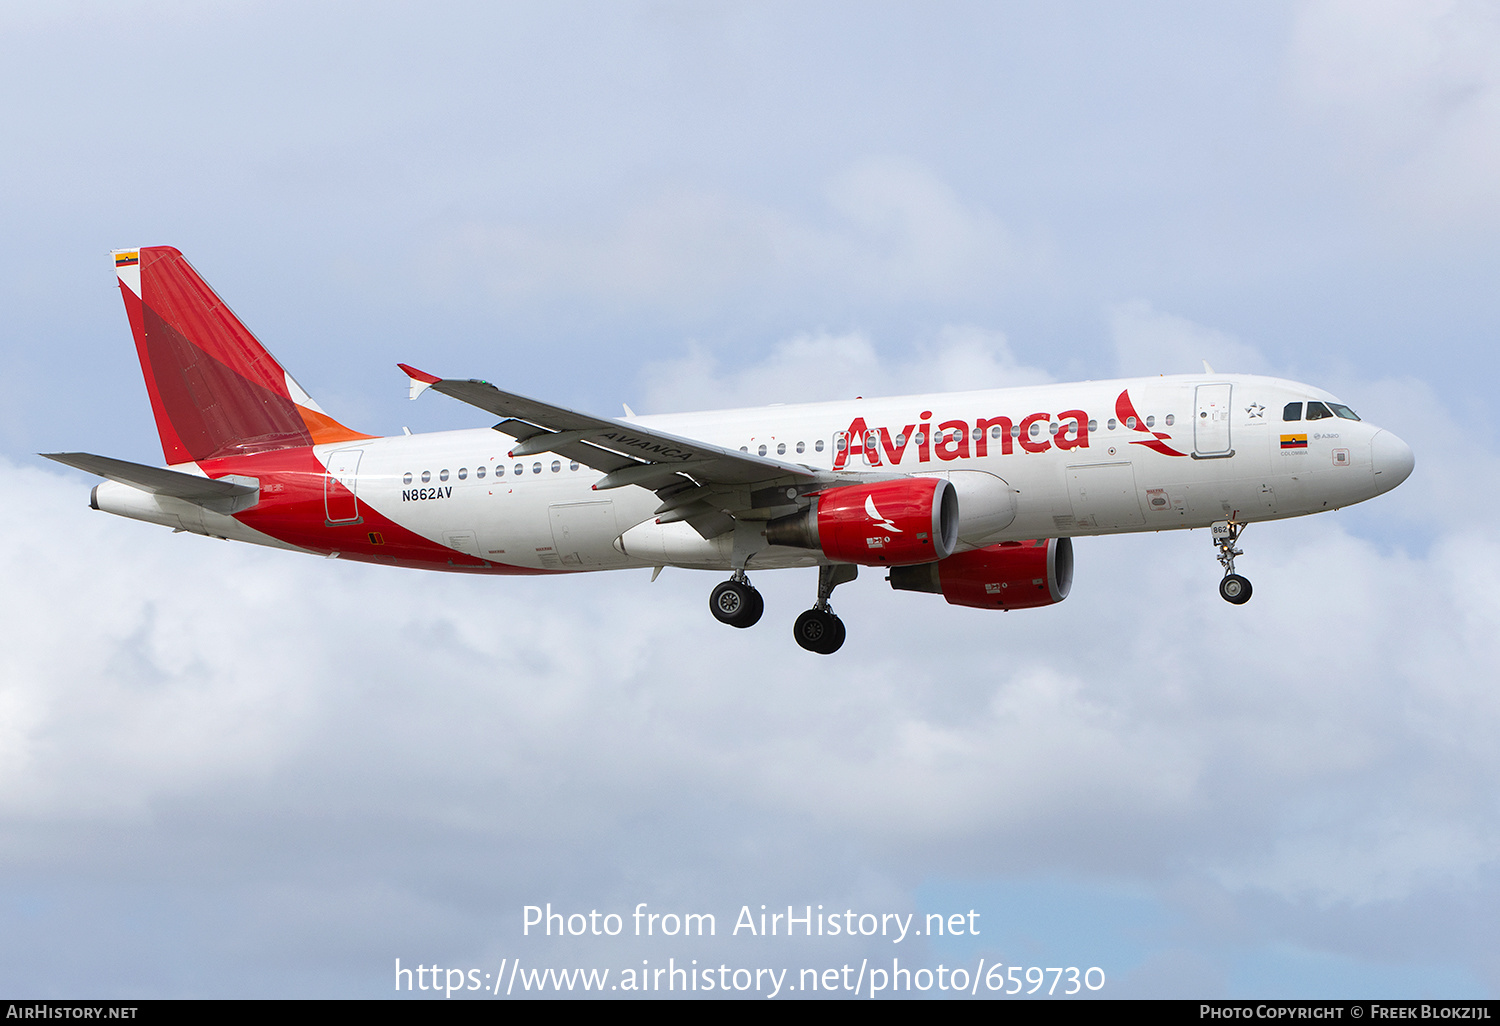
[{"xmin": 399, "ymin": 365, "xmax": 835, "ymax": 537}]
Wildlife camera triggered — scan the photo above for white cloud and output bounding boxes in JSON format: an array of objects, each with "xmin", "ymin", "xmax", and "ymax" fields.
[
  {"xmin": 414, "ymin": 158, "xmax": 1021, "ymax": 314},
  {"xmin": 637, "ymin": 324, "xmax": 1053, "ymax": 413},
  {"xmin": 7, "ymin": 279, "xmax": 1492, "ymax": 990},
  {"xmin": 6, "ymin": 355, "xmax": 1500, "ymax": 990},
  {"xmin": 1290, "ymin": 0, "xmax": 1500, "ymax": 225},
  {"xmin": 1110, "ymin": 299, "xmax": 1271, "ymax": 377}
]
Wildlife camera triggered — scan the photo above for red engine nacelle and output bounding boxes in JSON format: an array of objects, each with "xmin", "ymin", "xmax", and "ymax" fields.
[
  {"xmin": 888, "ymin": 537, "xmax": 1074, "ymax": 609},
  {"xmin": 764, "ymin": 478, "xmax": 959, "ymax": 566}
]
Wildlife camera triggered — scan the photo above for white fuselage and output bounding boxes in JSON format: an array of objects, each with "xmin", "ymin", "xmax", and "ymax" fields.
[{"xmin": 265, "ymin": 373, "xmax": 1409, "ymax": 573}]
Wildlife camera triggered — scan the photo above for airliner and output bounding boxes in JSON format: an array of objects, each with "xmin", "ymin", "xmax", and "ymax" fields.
[{"xmin": 44, "ymin": 247, "xmax": 1415, "ymax": 654}]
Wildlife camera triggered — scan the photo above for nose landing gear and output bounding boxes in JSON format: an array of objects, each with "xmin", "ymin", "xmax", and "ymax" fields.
[
  {"xmin": 709, "ymin": 570, "xmax": 764, "ymax": 628},
  {"xmin": 794, "ymin": 564, "xmax": 857, "ymax": 654},
  {"xmin": 1212, "ymin": 519, "xmax": 1253, "ymax": 605}
]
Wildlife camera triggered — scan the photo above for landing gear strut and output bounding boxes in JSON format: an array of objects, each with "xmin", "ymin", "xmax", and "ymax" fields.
[
  {"xmin": 794, "ymin": 564, "xmax": 856, "ymax": 654},
  {"xmin": 710, "ymin": 570, "xmax": 764, "ymax": 628},
  {"xmin": 1212, "ymin": 519, "xmax": 1252, "ymax": 605}
]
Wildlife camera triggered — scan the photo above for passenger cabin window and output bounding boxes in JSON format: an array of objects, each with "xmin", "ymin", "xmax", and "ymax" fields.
[
  {"xmin": 476, "ymin": 466, "xmax": 485, "ymax": 479},
  {"xmin": 1306, "ymin": 401, "xmax": 1333, "ymax": 421},
  {"xmin": 815, "ymin": 440, "xmax": 825, "ymax": 452},
  {"xmin": 1283, "ymin": 402, "xmax": 1302, "ymax": 421}
]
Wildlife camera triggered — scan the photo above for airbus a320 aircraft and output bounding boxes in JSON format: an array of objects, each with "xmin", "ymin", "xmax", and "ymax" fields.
[{"xmin": 46, "ymin": 247, "xmax": 1415, "ymax": 654}]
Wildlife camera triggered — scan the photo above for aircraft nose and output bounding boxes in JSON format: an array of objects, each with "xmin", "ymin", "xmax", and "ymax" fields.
[{"xmin": 1370, "ymin": 429, "xmax": 1415, "ymax": 492}]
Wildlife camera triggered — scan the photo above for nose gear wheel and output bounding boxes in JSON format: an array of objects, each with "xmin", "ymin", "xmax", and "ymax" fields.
[
  {"xmin": 1211, "ymin": 519, "xmax": 1253, "ymax": 605},
  {"xmin": 1219, "ymin": 574, "xmax": 1252, "ymax": 604}
]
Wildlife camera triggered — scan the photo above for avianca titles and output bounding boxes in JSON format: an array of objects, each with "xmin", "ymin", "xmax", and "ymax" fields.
[{"xmin": 45, "ymin": 246, "xmax": 1415, "ymax": 654}]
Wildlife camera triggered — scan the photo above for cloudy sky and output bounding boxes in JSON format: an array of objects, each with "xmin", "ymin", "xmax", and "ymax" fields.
[{"xmin": 2, "ymin": 0, "xmax": 1498, "ymax": 999}]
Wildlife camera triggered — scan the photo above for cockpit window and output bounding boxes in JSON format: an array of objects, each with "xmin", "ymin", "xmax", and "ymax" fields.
[
  {"xmin": 1305, "ymin": 401, "xmax": 1333, "ymax": 420},
  {"xmin": 1283, "ymin": 402, "xmax": 1302, "ymax": 421},
  {"xmin": 1329, "ymin": 403, "xmax": 1360, "ymax": 421}
]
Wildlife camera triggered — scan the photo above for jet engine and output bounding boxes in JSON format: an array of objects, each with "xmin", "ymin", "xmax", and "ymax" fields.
[
  {"xmin": 764, "ymin": 478, "xmax": 959, "ymax": 566},
  {"xmin": 888, "ymin": 537, "xmax": 1073, "ymax": 609}
]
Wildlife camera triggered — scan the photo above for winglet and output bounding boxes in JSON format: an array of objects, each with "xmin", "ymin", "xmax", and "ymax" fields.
[{"xmin": 398, "ymin": 363, "xmax": 441, "ymax": 401}]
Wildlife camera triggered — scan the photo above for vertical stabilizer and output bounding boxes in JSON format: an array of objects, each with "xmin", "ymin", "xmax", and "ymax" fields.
[{"xmin": 113, "ymin": 247, "xmax": 372, "ymax": 464}]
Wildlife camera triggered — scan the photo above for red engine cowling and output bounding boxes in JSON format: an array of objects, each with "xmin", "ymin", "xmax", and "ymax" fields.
[
  {"xmin": 888, "ymin": 538, "xmax": 1073, "ymax": 609},
  {"xmin": 764, "ymin": 478, "xmax": 959, "ymax": 566}
]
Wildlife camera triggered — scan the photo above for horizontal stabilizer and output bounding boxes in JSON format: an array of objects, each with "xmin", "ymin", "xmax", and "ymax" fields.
[{"xmin": 42, "ymin": 452, "xmax": 259, "ymax": 511}]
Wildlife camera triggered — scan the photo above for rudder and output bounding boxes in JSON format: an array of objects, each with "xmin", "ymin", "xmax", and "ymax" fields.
[{"xmin": 113, "ymin": 247, "xmax": 371, "ymax": 464}]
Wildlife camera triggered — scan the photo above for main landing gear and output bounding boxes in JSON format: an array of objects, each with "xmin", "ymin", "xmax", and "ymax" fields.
[
  {"xmin": 709, "ymin": 571, "xmax": 764, "ymax": 628},
  {"xmin": 793, "ymin": 564, "xmax": 857, "ymax": 655},
  {"xmin": 1212, "ymin": 519, "xmax": 1253, "ymax": 605},
  {"xmin": 707, "ymin": 564, "xmax": 856, "ymax": 654}
]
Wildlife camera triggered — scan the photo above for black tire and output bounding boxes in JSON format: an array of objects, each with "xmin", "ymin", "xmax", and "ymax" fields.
[
  {"xmin": 824, "ymin": 614, "xmax": 846, "ymax": 653},
  {"xmin": 710, "ymin": 580, "xmax": 763, "ymax": 627},
  {"xmin": 793, "ymin": 608, "xmax": 845, "ymax": 654},
  {"xmin": 746, "ymin": 587, "xmax": 765, "ymax": 626},
  {"xmin": 1219, "ymin": 574, "xmax": 1252, "ymax": 605}
]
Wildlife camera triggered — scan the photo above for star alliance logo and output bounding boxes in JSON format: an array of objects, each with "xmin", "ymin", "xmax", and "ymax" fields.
[{"xmin": 1246, "ymin": 403, "xmax": 1265, "ymax": 419}]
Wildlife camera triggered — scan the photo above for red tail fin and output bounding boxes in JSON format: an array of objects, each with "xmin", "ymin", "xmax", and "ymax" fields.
[{"xmin": 113, "ymin": 247, "xmax": 372, "ymax": 464}]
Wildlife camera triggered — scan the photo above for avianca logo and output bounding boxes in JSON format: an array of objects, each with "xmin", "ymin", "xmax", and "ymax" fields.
[
  {"xmin": 1115, "ymin": 391, "xmax": 1188, "ymax": 457},
  {"xmin": 833, "ymin": 390, "xmax": 1186, "ymax": 469},
  {"xmin": 865, "ymin": 495, "xmax": 901, "ymax": 532}
]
